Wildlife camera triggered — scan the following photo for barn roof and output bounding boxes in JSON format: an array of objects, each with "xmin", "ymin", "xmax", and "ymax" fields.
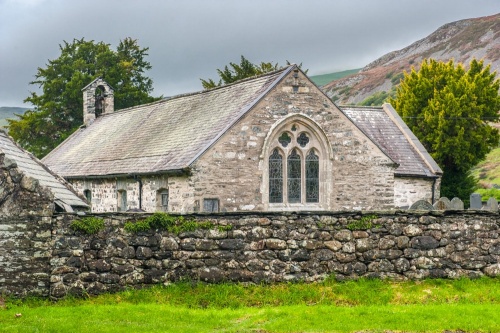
[
  {"xmin": 341, "ymin": 104, "xmax": 442, "ymax": 177},
  {"xmin": 0, "ymin": 131, "xmax": 88, "ymax": 211}
]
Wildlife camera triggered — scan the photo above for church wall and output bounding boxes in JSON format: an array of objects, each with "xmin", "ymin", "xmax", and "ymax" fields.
[
  {"xmin": 70, "ymin": 175, "xmax": 197, "ymax": 214},
  {"xmin": 394, "ymin": 177, "xmax": 441, "ymax": 209},
  {"xmin": 191, "ymin": 69, "xmax": 396, "ymax": 212}
]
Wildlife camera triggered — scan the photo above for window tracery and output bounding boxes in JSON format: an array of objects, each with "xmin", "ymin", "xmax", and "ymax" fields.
[{"xmin": 266, "ymin": 120, "xmax": 325, "ymax": 206}]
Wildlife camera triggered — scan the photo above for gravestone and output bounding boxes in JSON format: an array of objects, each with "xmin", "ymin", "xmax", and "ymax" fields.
[
  {"xmin": 433, "ymin": 197, "xmax": 451, "ymax": 210},
  {"xmin": 484, "ymin": 197, "xmax": 498, "ymax": 212},
  {"xmin": 469, "ymin": 193, "xmax": 482, "ymax": 210},
  {"xmin": 450, "ymin": 197, "xmax": 464, "ymax": 210},
  {"xmin": 409, "ymin": 199, "xmax": 434, "ymax": 211}
]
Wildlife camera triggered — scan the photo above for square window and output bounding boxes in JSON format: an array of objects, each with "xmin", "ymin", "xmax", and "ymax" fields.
[{"xmin": 203, "ymin": 198, "xmax": 219, "ymax": 212}]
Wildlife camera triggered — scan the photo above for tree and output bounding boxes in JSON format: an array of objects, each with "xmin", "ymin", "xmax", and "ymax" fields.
[
  {"xmin": 8, "ymin": 38, "xmax": 159, "ymax": 158},
  {"xmin": 389, "ymin": 59, "xmax": 500, "ymax": 201},
  {"xmin": 201, "ymin": 56, "xmax": 307, "ymax": 89}
]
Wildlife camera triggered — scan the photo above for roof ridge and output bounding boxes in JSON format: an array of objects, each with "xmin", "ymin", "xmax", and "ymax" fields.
[
  {"xmin": 339, "ymin": 105, "xmax": 383, "ymax": 110},
  {"xmin": 92, "ymin": 66, "xmax": 293, "ymax": 118}
]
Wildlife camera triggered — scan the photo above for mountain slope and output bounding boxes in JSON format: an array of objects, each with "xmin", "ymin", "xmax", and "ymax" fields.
[{"xmin": 323, "ymin": 13, "xmax": 500, "ymax": 105}]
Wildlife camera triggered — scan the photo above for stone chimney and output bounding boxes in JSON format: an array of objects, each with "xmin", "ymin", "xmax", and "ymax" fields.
[{"xmin": 82, "ymin": 78, "xmax": 114, "ymax": 125}]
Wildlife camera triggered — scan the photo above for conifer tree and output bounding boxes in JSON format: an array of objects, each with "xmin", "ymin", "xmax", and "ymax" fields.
[{"xmin": 389, "ymin": 59, "xmax": 500, "ymax": 201}]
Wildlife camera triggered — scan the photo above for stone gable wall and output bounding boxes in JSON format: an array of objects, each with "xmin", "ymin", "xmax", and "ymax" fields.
[
  {"xmin": 192, "ymin": 70, "xmax": 397, "ymax": 212},
  {"xmin": 3, "ymin": 209, "xmax": 499, "ymax": 299},
  {"xmin": 0, "ymin": 153, "xmax": 54, "ymax": 296}
]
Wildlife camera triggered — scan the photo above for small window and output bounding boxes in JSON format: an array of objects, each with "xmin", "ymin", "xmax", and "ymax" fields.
[
  {"xmin": 156, "ymin": 189, "xmax": 169, "ymax": 212},
  {"xmin": 161, "ymin": 193, "xmax": 169, "ymax": 207},
  {"xmin": 83, "ymin": 189, "xmax": 92, "ymax": 203},
  {"xmin": 117, "ymin": 190, "xmax": 127, "ymax": 212},
  {"xmin": 203, "ymin": 198, "xmax": 219, "ymax": 212}
]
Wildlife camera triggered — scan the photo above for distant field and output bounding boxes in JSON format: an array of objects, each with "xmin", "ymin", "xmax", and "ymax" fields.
[{"xmin": 309, "ymin": 68, "xmax": 361, "ymax": 86}]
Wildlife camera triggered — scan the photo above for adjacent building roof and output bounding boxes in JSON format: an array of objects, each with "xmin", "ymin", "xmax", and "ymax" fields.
[
  {"xmin": 0, "ymin": 131, "xmax": 88, "ymax": 211},
  {"xmin": 341, "ymin": 104, "xmax": 442, "ymax": 178},
  {"xmin": 43, "ymin": 67, "xmax": 293, "ymax": 177}
]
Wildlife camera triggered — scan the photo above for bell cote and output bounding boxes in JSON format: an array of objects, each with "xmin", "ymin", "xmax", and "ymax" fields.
[{"xmin": 82, "ymin": 78, "xmax": 114, "ymax": 125}]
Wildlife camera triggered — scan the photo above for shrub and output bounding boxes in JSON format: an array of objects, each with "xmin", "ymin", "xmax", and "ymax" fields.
[
  {"xmin": 70, "ymin": 217, "xmax": 105, "ymax": 235},
  {"xmin": 124, "ymin": 212, "xmax": 221, "ymax": 234}
]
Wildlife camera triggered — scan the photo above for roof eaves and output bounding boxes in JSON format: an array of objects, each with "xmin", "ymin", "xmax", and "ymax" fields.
[
  {"xmin": 382, "ymin": 103, "xmax": 443, "ymax": 175},
  {"xmin": 186, "ymin": 65, "xmax": 296, "ymax": 167}
]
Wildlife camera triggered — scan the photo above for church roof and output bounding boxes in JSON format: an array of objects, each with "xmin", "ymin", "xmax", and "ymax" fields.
[
  {"xmin": 42, "ymin": 65, "xmax": 440, "ymax": 180},
  {"xmin": 341, "ymin": 104, "xmax": 442, "ymax": 177},
  {"xmin": 0, "ymin": 131, "xmax": 88, "ymax": 211},
  {"xmin": 43, "ymin": 67, "xmax": 293, "ymax": 177}
]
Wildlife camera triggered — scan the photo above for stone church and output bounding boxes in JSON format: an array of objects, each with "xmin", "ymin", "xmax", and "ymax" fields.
[{"xmin": 42, "ymin": 65, "xmax": 442, "ymax": 213}]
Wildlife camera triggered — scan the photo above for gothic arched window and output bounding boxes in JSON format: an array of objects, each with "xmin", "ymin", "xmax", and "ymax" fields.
[
  {"xmin": 287, "ymin": 149, "xmax": 301, "ymax": 203},
  {"xmin": 269, "ymin": 148, "xmax": 283, "ymax": 203},
  {"xmin": 266, "ymin": 119, "xmax": 326, "ymax": 206}
]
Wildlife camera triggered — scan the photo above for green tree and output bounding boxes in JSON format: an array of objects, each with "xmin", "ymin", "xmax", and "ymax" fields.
[
  {"xmin": 201, "ymin": 56, "xmax": 307, "ymax": 89},
  {"xmin": 389, "ymin": 59, "xmax": 500, "ymax": 201},
  {"xmin": 8, "ymin": 38, "xmax": 159, "ymax": 158}
]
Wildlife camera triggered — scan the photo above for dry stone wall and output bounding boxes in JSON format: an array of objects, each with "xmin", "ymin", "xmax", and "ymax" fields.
[
  {"xmin": 0, "ymin": 153, "xmax": 55, "ymax": 297},
  {"xmin": 2, "ymin": 207, "xmax": 500, "ymax": 299},
  {"xmin": 26, "ymin": 211, "xmax": 500, "ymax": 299}
]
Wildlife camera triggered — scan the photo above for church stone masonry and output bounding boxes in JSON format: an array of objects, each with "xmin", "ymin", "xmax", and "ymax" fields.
[{"xmin": 42, "ymin": 65, "xmax": 442, "ymax": 213}]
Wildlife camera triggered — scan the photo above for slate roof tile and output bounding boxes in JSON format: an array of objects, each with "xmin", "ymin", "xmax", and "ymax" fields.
[
  {"xmin": 341, "ymin": 104, "xmax": 442, "ymax": 178},
  {"xmin": 43, "ymin": 68, "xmax": 290, "ymax": 177}
]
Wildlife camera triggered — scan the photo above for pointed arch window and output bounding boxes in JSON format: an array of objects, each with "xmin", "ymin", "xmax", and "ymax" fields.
[
  {"xmin": 287, "ymin": 149, "xmax": 301, "ymax": 203},
  {"xmin": 269, "ymin": 149, "xmax": 283, "ymax": 203},
  {"xmin": 306, "ymin": 150, "xmax": 319, "ymax": 203},
  {"xmin": 267, "ymin": 122, "xmax": 324, "ymax": 206}
]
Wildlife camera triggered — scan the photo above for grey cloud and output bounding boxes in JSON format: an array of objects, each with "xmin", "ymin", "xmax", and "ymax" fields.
[{"xmin": 1, "ymin": 0, "xmax": 498, "ymax": 107}]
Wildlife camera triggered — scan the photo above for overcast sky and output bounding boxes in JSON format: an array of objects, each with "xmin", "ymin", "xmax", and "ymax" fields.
[{"xmin": 1, "ymin": 0, "xmax": 499, "ymax": 107}]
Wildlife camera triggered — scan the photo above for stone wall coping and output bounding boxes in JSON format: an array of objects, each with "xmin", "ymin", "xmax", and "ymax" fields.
[{"xmin": 59, "ymin": 209, "xmax": 500, "ymax": 219}]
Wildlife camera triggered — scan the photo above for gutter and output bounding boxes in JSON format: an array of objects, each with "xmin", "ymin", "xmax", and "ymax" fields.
[{"xmin": 63, "ymin": 168, "xmax": 190, "ymax": 180}]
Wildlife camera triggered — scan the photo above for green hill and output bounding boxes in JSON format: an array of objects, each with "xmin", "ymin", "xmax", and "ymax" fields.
[
  {"xmin": 0, "ymin": 106, "xmax": 29, "ymax": 127},
  {"xmin": 309, "ymin": 68, "xmax": 361, "ymax": 86}
]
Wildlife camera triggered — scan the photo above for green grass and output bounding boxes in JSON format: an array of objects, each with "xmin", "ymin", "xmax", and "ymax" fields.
[
  {"xmin": 309, "ymin": 68, "xmax": 361, "ymax": 86},
  {"xmin": 1, "ymin": 277, "xmax": 499, "ymax": 332},
  {"xmin": 472, "ymin": 146, "xmax": 500, "ymax": 187}
]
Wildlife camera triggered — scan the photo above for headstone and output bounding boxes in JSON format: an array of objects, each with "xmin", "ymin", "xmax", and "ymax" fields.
[
  {"xmin": 433, "ymin": 197, "xmax": 451, "ymax": 210},
  {"xmin": 450, "ymin": 197, "xmax": 464, "ymax": 210},
  {"xmin": 409, "ymin": 199, "xmax": 434, "ymax": 211},
  {"xmin": 469, "ymin": 193, "xmax": 482, "ymax": 210},
  {"xmin": 484, "ymin": 197, "xmax": 498, "ymax": 212}
]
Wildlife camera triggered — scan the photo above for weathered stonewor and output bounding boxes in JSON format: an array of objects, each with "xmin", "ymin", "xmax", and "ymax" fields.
[
  {"xmin": 42, "ymin": 210, "xmax": 500, "ymax": 299},
  {"xmin": 0, "ymin": 153, "xmax": 54, "ymax": 297}
]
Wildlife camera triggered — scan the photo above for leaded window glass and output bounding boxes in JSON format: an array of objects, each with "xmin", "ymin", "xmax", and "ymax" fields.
[
  {"xmin": 287, "ymin": 149, "xmax": 301, "ymax": 203},
  {"xmin": 306, "ymin": 150, "xmax": 319, "ymax": 203},
  {"xmin": 297, "ymin": 133, "xmax": 310, "ymax": 147},
  {"xmin": 278, "ymin": 132, "xmax": 291, "ymax": 147},
  {"xmin": 269, "ymin": 149, "xmax": 283, "ymax": 203}
]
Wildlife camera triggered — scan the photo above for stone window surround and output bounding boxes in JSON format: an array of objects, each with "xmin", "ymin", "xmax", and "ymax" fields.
[
  {"xmin": 117, "ymin": 190, "xmax": 127, "ymax": 212},
  {"xmin": 261, "ymin": 114, "xmax": 333, "ymax": 211},
  {"xmin": 156, "ymin": 188, "xmax": 169, "ymax": 212}
]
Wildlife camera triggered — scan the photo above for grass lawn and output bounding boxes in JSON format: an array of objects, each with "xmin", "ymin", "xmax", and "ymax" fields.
[{"xmin": 1, "ymin": 277, "xmax": 499, "ymax": 332}]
